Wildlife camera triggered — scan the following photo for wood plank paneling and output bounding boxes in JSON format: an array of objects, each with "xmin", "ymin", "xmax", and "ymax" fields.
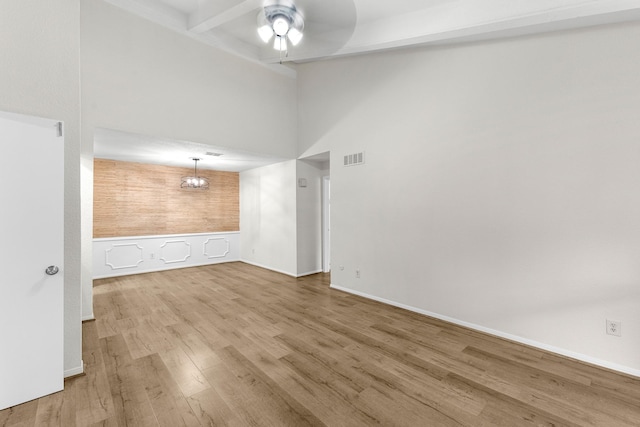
[{"xmin": 94, "ymin": 159, "xmax": 239, "ymax": 238}]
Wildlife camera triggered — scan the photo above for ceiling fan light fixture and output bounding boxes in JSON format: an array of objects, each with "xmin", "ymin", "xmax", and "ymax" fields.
[
  {"xmin": 274, "ymin": 36, "xmax": 287, "ymax": 51},
  {"xmin": 272, "ymin": 16, "xmax": 290, "ymax": 36},
  {"xmin": 287, "ymin": 27, "xmax": 302, "ymax": 45},
  {"xmin": 257, "ymin": 25, "xmax": 273, "ymax": 43},
  {"xmin": 257, "ymin": 4, "xmax": 304, "ymax": 52}
]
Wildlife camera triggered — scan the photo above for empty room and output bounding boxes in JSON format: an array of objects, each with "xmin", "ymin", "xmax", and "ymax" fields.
[{"xmin": 2, "ymin": 0, "xmax": 640, "ymax": 425}]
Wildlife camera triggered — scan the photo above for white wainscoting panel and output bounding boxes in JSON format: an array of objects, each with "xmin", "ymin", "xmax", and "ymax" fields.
[
  {"xmin": 105, "ymin": 243, "xmax": 144, "ymax": 270},
  {"xmin": 94, "ymin": 232, "xmax": 240, "ymax": 278},
  {"xmin": 203, "ymin": 237, "xmax": 230, "ymax": 259},
  {"xmin": 160, "ymin": 240, "xmax": 191, "ymax": 264}
]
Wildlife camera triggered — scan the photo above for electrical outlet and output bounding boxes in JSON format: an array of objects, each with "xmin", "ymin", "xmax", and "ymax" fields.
[
  {"xmin": 150, "ymin": 252, "xmax": 155, "ymax": 259},
  {"xmin": 606, "ymin": 319, "xmax": 621, "ymax": 337},
  {"xmin": 355, "ymin": 269, "xmax": 360, "ymax": 278}
]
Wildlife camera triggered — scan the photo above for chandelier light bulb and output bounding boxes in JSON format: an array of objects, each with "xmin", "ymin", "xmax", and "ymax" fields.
[
  {"xmin": 274, "ymin": 36, "xmax": 287, "ymax": 51},
  {"xmin": 257, "ymin": 25, "xmax": 273, "ymax": 43},
  {"xmin": 287, "ymin": 27, "xmax": 302, "ymax": 45},
  {"xmin": 181, "ymin": 158, "xmax": 209, "ymax": 190},
  {"xmin": 272, "ymin": 16, "xmax": 290, "ymax": 36}
]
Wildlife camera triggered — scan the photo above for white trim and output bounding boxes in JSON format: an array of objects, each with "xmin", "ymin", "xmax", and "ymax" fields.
[
  {"xmin": 64, "ymin": 361, "xmax": 84, "ymax": 378},
  {"xmin": 330, "ymin": 284, "xmax": 640, "ymax": 379},
  {"xmin": 297, "ymin": 269, "xmax": 323, "ymax": 277},
  {"xmin": 93, "ymin": 232, "xmax": 240, "ymax": 278},
  {"xmin": 240, "ymin": 260, "xmax": 324, "ymax": 278},
  {"xmin": 0, "ymin": 110, "xmax": 59, "ymax": 130},
  {"xmin": 240, "ymin": 259, "xmax": 297, "ymax": 278},
  {"xmin": 322, "ymin": 175, "xmax": 331, "ymax": 273},
  {"xmin": 82, "ymin": 314, "xmax": 95, "ymax": 322},
  {"xmin": 93, "ymin": 259, "xmax": 238, "ymax": 280},
  {"xmin": 159, "ymin": 240, "xmax": 191, "ymax": 264},
  {"xmin": 94, "ymin": 231, "xmax": 240, "ymax": 242},
  {"xmin": 105, "ymin": 243, "xmax": 144, "ymax": 270},
  {"xmin": 203, "ymin": 237, "xmax": 230, "ymax": 259}
]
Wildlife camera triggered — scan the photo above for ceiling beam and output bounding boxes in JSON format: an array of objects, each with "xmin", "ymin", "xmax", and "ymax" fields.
[{"xmin": 189, "ymin": 0, "xmax": 261, "ymax": 33}]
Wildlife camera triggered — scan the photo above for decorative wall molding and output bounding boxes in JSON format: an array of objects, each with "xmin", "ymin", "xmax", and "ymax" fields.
[
  {"xmin": 160, "ymin": 240, "xmax": 191, "ymax": 264},
  {"xmin": 105, "ymin": 243, "xmax": 144, "ymax": 270},
  {"xmin": 94, "ymin": 232, "xmax": 240, "ymax": 278},
  {"xmin": 203, "ymin": 237, "xmax": 230, "ymax": 259}
]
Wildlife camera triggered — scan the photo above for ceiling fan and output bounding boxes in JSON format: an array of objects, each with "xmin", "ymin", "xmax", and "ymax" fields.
[{"xmin": 255, "ymin": 0, "xmax": 357, "ymax": 63}]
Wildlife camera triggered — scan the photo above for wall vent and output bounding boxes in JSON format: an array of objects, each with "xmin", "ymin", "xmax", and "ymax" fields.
[{"xmin": 343, "ymin": 152, "xmax": 365, "ymax": 167}]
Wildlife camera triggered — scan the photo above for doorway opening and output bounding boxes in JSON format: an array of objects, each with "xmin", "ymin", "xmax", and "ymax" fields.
[{"xmin": 322, "ymin": 175, "xmax": 331, "ymax": 273}]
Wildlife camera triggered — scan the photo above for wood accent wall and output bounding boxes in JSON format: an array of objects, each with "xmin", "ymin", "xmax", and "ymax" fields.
[{"xmin": 94, "ymin": 159, "xmax": 239, "ymax": 238}]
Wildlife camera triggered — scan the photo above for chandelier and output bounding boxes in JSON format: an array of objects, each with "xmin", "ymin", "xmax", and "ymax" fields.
[
  {"xmin": 181, "ymin": 158, "xmax": 209, "ymax": 190},
  {"xmin": 257, "ymin": 4, "xmax": 304, "ymax": 53}
]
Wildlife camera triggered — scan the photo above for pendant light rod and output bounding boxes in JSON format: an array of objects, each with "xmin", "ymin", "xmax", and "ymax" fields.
[{"xmin": 193, "ymin": 157, "xmax": 200, "ymax": 175}]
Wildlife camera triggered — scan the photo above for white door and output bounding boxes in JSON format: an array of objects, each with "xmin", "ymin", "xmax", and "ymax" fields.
[{"xmin": 0, "ymin": 111, "xmax": 64, "ymax": 410}]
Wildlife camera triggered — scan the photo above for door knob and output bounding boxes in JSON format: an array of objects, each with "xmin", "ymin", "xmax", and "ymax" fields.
[{"xmin": 45, "ymin": 265, "xmax": 59, "ymax": 276}]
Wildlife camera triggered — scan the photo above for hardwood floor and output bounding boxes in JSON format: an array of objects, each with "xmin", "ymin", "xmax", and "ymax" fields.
[{"xmin": 2, "ymin": 262, "xmax": 639, "ymax": 426}]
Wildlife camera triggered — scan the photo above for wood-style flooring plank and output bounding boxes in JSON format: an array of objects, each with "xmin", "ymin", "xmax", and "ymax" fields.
[
  {"xmin": 32, "ymin": 392, "xmax": 64, "ymax": 427},
  {"xmin": 186, "ymin": 387, "xmax": 241, "ymax": 427},
  {"xmin": 2, "ymin": 262, "xmax": 640, "ymax": 426},
  {"xmin": 134, "ymin": 353, "xmax": 201, "ymax": 427}
]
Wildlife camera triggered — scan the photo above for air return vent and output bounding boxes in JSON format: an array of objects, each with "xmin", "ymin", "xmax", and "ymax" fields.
[{"xmin": 343, "ymin": 152, "xmax": 365, "ymax": 167}]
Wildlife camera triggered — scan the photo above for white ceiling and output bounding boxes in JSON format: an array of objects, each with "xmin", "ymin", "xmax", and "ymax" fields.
[
  {"xmin": 95, "ymin": 0, "xmax": 640, "ymax": 171},
  {"xmin": 104, "ymin": 0, "xmax": 640, "ymax": 66},
  {"xmin": 94, "ymin": 128, "xmax": 286, "ymax": 172}
]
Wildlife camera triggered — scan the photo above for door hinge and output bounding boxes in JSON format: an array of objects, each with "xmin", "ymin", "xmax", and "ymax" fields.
[{"xmin": 56, "ymin": 122, "xmax": 63, "ymax": 137}]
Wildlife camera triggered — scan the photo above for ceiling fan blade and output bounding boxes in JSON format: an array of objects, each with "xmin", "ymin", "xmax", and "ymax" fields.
[{"xmin": 258, "ymin": 0, "xmax": 357, "ymax": 63}]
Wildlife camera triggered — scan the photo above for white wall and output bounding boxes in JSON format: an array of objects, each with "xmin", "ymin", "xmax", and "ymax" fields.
[
  {"xmin": 240, "ymin": 161, "xmax": 298, "ymax": 276},
  {"xmin": 240, "ymin": 159, "xmax": 326, "ymax": 277},
  {"xmin": 81, "ymin": 0, "xmax": 298, "ymax": 316},
  {"xmin": 298, "ymin": 22, "xmax": 640, "ymax": 375},
  {"xmin": 0, "ymin": 0, "xmax": 83, "ymax": 376},
  {"xmin": 81, "ymin": 0, "xmax": 297, "ymax": 158}
]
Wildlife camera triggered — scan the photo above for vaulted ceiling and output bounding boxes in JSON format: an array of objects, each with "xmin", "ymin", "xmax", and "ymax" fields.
[
  {"xmin": 104, "ymin": 0, "xmax": 640, "ymax": 67},
  {"xmin": 94, "ymin": 0, "xmax": 640, "ymax": 170}
]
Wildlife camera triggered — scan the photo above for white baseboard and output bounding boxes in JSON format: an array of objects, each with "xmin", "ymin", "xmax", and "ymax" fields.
[
  {"xmin": 64, "ymin": 361, "xmax": 84, "ymax": 378},
  {"xmin": 330, "ymin": 284, "xmax": 640, "ymax": 379},
  {"xmin": 82, "ymin": 314, "xmax": 95, "ymax": 322},
  {"xmin": 297, "ymin": 269, "xmax": 323, "ymax": 277},
  {"xmin": 240, "ymin": 259, "xmax": 297, "ymax": 277},
  {"xmin": 240, "ymin": 260, "xmax": 323, "ymax": 278},
  {"xmin": 93, "ymin": 258, "xmax": 238, "ymax": 279}
]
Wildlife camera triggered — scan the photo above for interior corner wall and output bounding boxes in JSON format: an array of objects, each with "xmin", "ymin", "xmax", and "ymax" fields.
[
  {"xmin": 297, "ymin": 22, "xmax": 640, "ymax": 375},
  {"xmin": 240, "ymin": 161, "xmax": 298, "ymax": 276},
  {"xmin": 0, "ymin": 0, "xmax": 83, "ymax": 375}
]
